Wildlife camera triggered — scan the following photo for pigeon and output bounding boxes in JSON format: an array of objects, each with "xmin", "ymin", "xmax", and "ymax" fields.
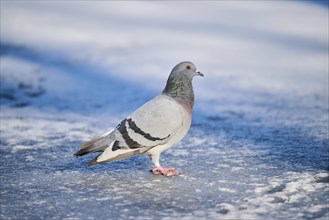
[{"xmin": 74, "ymin": 61, "xmax": 204, "ymax": 176}]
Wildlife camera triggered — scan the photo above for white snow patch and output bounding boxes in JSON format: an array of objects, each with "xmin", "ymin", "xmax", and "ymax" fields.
[
  {"xmin": 218, "ymin": 188, "xmax": 236, "ymax": 193},
  {"xmin": 12, "ymin": 145, "xmax": 36, "ymax": 152},
  {"xmin": 25, "ymin": 155, "xmax": 34, "ymax": 162}
]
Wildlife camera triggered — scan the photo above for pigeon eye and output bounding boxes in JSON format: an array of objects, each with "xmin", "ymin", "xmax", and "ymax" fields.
[{"xmin": 186, "ymin": 65, "xmax": 191, "ymax": 70}]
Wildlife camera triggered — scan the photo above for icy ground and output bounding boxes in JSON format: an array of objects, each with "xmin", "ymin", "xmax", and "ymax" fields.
[{"xmin": 1, "ymin": 1, "xmax": 329, "ymax": 220}]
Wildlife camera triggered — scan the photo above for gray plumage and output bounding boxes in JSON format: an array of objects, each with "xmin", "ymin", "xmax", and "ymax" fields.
[{"xmin": 74, "ymin": 61, "xmax": 203, "ymax": 174}]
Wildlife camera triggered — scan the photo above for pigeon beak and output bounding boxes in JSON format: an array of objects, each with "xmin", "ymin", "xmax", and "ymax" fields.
[{"xmin": 196, "ymin": 70, "xmax": 204, "ymax": 77}]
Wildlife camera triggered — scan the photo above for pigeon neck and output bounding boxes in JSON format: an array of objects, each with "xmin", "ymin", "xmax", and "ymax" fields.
[{"xmin": 162, "ymin": 74, "xmax": 194, "ymax": 112}]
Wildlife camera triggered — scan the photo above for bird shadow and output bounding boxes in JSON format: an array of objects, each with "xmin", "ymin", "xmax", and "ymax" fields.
[{"xmin": 55, "ymin": 152, "xmax": 152, "ymax": 174}]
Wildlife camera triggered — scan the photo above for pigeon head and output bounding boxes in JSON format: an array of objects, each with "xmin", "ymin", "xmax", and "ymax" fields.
[
  {"xmin": 163, "ymin": 61, "xmax": 203, "ymax": 110},
  {"xmin": 171, "ymin": 61, "xmax": 204, "ymax": 78}
]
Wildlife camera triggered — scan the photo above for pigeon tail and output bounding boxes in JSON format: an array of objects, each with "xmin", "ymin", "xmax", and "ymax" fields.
[{"xmin": 74, "ymin": 130, "xmax": 115, "ymax": 156}]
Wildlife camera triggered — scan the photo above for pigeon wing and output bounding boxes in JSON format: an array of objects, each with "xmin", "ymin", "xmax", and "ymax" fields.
[{"xmin": 115, "ymin": 95, "xmax": 183, "ymax": 149}]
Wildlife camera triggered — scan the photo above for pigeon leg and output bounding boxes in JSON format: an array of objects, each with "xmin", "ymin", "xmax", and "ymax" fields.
[
  {"xmin": 152, "ymin": 167, "xmax": 180, "ymax": 176},
  {"xmin": 149, "ymin": 153, "xmax": 179, "ymax": 176}
]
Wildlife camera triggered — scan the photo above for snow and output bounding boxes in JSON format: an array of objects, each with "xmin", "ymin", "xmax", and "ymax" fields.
[{"xmin": 1, "ymin": 1, "xmax": 328, "ymax": 220}]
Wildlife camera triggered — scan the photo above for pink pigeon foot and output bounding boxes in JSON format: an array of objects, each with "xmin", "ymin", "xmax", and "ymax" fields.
[{"xmin": 151, "ymin": 167, "xmax": 180, "ymax": 176}]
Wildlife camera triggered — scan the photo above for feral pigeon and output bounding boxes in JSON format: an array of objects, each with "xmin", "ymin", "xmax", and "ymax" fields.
[{"xmin": 74, "ymin": 61, "xmax": 204, "ymax": 176}]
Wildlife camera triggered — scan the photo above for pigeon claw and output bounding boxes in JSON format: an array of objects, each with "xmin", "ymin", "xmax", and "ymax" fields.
[{"xmin": 151, "ymin": 167, "xmax": 180, "ymax": 176}]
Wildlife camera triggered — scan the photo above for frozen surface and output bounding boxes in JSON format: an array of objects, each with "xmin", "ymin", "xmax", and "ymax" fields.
[{"xmin": 1, "ymin": 1, "xmax": 328, "ymax": 220}]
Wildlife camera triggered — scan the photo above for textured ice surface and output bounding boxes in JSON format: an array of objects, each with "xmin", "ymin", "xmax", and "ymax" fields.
[{"xmin": 1, "ymin": 1, "xmax": 328, "ymax": 220}]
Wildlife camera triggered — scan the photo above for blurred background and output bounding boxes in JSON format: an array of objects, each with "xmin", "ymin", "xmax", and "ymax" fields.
[
  {"xmin": 1, "ymin": 1, "xmax": 328, "ymax": 219},
  {"xmin": 2, "ymin": 1, "xmax": 328, "ymax": 96}
]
